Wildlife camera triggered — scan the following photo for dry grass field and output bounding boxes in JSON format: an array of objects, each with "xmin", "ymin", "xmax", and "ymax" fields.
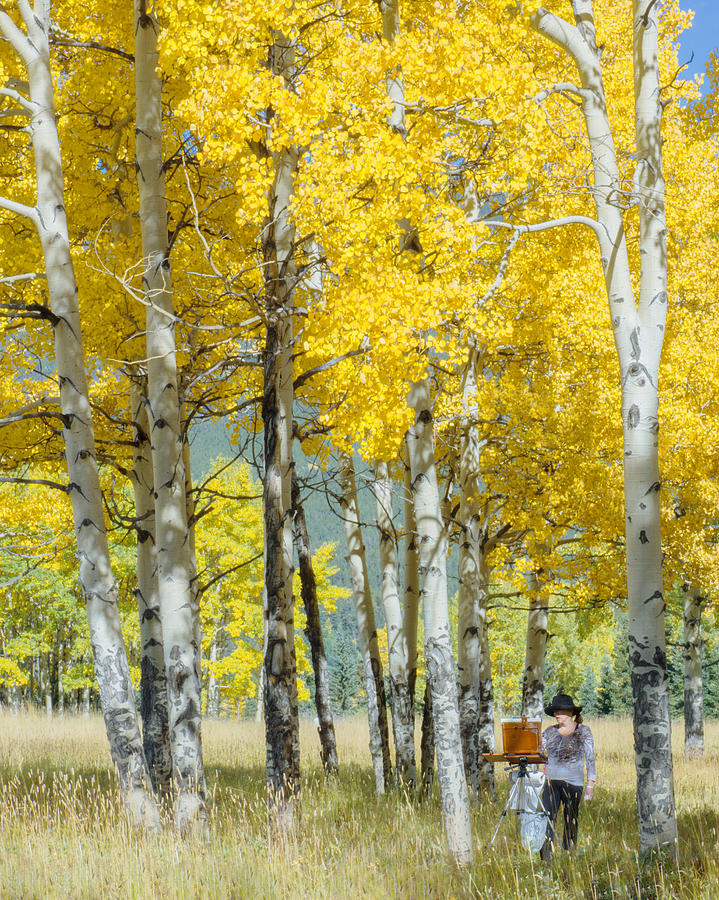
[{"xmin": 1, "ymin": 713, "xmax": 718, "ymax": 898}]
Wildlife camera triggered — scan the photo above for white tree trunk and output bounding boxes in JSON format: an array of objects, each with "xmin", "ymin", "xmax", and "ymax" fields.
[
  {"xmin": 420, "ymin": 679, "xmax": 435, "ymax": 797},
  {"xmin": 456, "ymin": 355, "xmax": 495, "ymax": 795},
  {"xmin": 256, "ymin": 594, "xmax": 267, "ymax": 724},
  {"xmin": 456, "ymin": 350, "xmax": 492, "ymax": 796},
  {"xmin": 378, "ymin": 0, "xmax": 406, "ymax": 137},
  {"xmin": 406, "ymin": 379, "xmax": 472, "ymax": 866},
  {"xmin": 522, "ymin": 572, "xmax": 548, "ymax": 719},
  {"xmin": 0, "ymin": 4, "xmax": 159, "ymax": 830},
  {"xmin": 628, "ymin": 0, "xmax": 676, "ymax": 850},
  {"xmin": 374, "ymin": 461, "xmax": 414, "ymax": 785},
  {"xmin": 532, "ymin": 0, "xmax": 676, "ymax": 853},
  {"xmin": 131, "ymin": 378, "xmax": 172, "ymax": 796},
  {"xmin": 135, "ymin": 2, "xmax": 207, "ymax": 835},
  {"xmin": 339, "ymin": 452, "xmax": 392, "ymax": 793},
  {"xmin": 683, "ymin": 588, "xmax": 704, "ymax": 758},
  {"xmin": 402, "ymin": 451, "xmax": 420, "ymax": 750},
  {"xmin": 261, "ymin": 35, "xmax": 301, "ymax": 831}
]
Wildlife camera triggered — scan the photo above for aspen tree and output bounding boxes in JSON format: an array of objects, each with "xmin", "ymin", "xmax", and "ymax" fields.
[
  {"xmin": 401, "ymin": 453, "xmax": 419, "ymax": 786},
  {"xmin": 407, "ymin": 379, "xmax": 472, "ymax": 865},
  {"xmin": 373, "ymin": 460, "xmax": 415, "ymax": 785},
  {"xmin": 134, "ymin": 0, "xmax": 208, "ymax": 834},
  {"xmin": 0, "ymin": 1, "xmax": 159, "ymax": 829},
  {"xmin": 130, "ymin": 377, "xmax": 172, "ymax": 797},
  {"xmin": 261, "ymin": 33, "xmax": 301, "ymax": 829},
  {"xmin": 456, "ymin": 348, "xmax": 496, "ymax": 796},
  {"xmin": 521, "ymin": 570, "xmax": 549, "ymax": 719},
  {"xmin": 457, "ymin": 353, "xmax": 483, "ymax": 795},
  {"xmin": 339, "ymin": 451, "xmax": 392, "ymax": 793},
  {"xmin": 420, "ymin": 680, "xmax": 435, "ymax": 796},
  {"xmin": 682, "ymin": 587, "xmax": 704, "ymax": 758},
  {"xmin": 529, "ymin": 0, "xmax": 677, "ymax": 852}
]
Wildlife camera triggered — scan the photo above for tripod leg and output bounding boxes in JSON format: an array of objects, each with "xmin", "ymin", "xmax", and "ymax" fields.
[{"xmin": 490, "ymin": 780, "xmax": 520, "ymax": 847}]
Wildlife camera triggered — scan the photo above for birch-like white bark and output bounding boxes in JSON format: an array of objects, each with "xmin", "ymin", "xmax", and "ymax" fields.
[
  {"xmin": 531, "ymin": 0, "xmax": 676, "ymax": 852},
  {"xmin": 135, "ymin": 1, "xmax": 208, "ymax": 835},
  {"xmin": 339, "ymin": 452, "xmax": 392, "ymax": 793},
  {"xmin": 131, "ymin": 378, "xmax": 172, "ymax": 797},
  {"xmin": 476, "ymin": 553, "xmax": 496, "ymax": 796},
  {"xmin": 454, "ymin": 349, "xmax": 495, "ymax": 796},
  {"xmin": 403, "ymin": 453, "xmax": 420, "ymax": 707},
  {"xmin": 378, "ymin": 0, "xmax": 406, "ymax": 137},
  {"xmin": 261, "ymin": 34, "xmax": 301, "ymax": 830},
  {"xmin": 374, "ymin": 461, "xmax": 414, "ymax": 785},
  {"xmin": 521, "ymin": 571, "xmax": 548, "ymax": 719},
  {"xmin": 683, "ymin": 588, "xmax": 704, "ymax": 758},
  {"xmin": 0, "ymin": 3, "xmax": 159, "ymax": 830},
  {"xmin": 397, "ymin": 453, "xmax": 420, "ymax": 787},
  {"xmin": 420, "ymin": 679, "xmax": 435, "ymax": 797},
  {"xmin": 407, "ymin": 379, "xmax": 473, "ymax": 866},
  {"xmin": 256, "ymin": 602, "xmax": 266, "ymax": 724},
  {"xmin": 456, "ymin": 351, "xmax": 486, "ymax": 795},
  {"xmin": 628, "ymin": 5, "xmax": 676, "ymax": 847}
]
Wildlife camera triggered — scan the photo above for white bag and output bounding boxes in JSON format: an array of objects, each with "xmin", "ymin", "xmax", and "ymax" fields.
[
  {"xmin": 508, "ymin": 768, "xmax": 549, "ymax": 851},
  {"xmin": 519, "ymin": 810, "xmax": 548, "ymax": 851}
]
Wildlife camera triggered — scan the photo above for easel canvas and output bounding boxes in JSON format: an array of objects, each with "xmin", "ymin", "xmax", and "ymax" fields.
[{"xmin": 500, "ymin": 717, "xmax": 542, "ymax": 756}]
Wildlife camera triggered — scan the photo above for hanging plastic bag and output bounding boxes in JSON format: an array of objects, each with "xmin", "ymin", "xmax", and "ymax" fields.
[
  {"xmin": 519, "ymin": 810, "xmax": 548, "ymax": 851},
  {"xmin": 507, "ymin": 768, "xmax": 548, "ymax": 851}
]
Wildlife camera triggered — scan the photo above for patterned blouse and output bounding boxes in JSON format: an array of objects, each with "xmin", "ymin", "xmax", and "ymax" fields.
[{"xmin": 541, "ymin": 724, "xmax": 597, "ymax": 787}]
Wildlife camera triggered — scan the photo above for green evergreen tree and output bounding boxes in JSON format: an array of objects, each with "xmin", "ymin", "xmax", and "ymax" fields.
[
  {"xmin": 578, "ymin": 665, "xmax": 600, "ymax": 716},
  {"xmin": 597, "ymin": 613, "xmax": 632, "ymax": 716}
]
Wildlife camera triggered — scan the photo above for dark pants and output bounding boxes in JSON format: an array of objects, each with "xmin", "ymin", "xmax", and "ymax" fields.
[{"xmin": 540, "ymin": 779, "xmax": 583, "ymax": 861}]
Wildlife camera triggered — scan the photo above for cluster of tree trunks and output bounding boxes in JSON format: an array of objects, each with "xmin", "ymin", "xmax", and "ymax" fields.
[{"xmin": 0, "ymin": 0, "xmax": 698, "ymax": 865}]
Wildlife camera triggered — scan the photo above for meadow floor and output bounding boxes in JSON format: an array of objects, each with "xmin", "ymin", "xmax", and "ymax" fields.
[{"xmin": 0, "ymin": 714, "xmax": 718, "ymax": 899}]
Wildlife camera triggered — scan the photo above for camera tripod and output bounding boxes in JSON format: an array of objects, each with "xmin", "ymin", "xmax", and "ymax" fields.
[{"xmin": 488, "ymin": 755, "xmax": 554, "ymax": 848}]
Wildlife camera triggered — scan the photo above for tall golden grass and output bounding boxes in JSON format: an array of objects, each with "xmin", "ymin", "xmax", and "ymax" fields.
[{"xmin": 0, "ymin": 713, "xmax": 717, "ymax": 898}]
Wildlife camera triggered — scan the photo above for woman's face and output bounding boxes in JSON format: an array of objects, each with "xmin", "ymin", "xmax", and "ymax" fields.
[{"xmin": 554, "ymin": 710, "xmax": 574, "ymax": 727}]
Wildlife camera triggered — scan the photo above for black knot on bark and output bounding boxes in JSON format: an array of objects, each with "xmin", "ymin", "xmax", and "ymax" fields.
[{"xmin": 169, "ymin": 656, "xmax": 190, "ymax": 691}]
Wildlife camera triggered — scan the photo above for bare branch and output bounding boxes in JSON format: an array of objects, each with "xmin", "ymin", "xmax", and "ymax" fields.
[
  {"xmin": 479, "ymin": 214, "xmax": 607, "ymax": 243},
  {"xmin": 0, "ymin": 475, "xmax": 67, "ymax": 491},
  {"xmin": 293, "ymin": 347, "xmax": 366, "ymax": 391},
  {"xmin": 196, "ymin": 551, "xmax": 264, "ymax": 598},
  {"xmin": 49, "ymin": 31, "xmax": 134, "ymax": 63},
  {"xmin": 0, "ymin": 272, "xmax": 46, "ymax": 285},
  {"xmin": 0, "ymin": 195, "xmax": 38, "ymax": 224}
]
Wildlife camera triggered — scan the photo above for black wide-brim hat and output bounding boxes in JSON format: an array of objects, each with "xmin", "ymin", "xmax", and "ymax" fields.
[{"xmin": 545, "ymin": 693, "xmax": 582, "ymax": 716}]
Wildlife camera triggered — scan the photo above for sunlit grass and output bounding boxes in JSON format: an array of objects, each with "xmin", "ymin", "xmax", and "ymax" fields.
[{"xmin": 1, "ymin": 713, "xmax": 718, "ymax": 898}]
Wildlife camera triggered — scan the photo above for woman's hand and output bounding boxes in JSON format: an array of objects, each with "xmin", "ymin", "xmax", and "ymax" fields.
[{"xmin": 585, "ymin": 782, "xmax": 594, "ymax": 801}]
